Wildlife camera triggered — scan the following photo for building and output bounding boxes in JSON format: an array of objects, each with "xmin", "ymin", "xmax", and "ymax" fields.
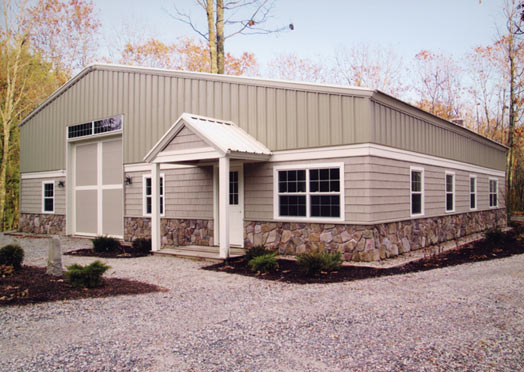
[{"xmin": 18, "ymin": 64, "xmax": 507, "ymax": 261}]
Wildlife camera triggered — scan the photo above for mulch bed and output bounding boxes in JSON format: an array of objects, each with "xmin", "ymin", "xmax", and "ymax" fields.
[
  {"xmin": 0, "ymin": 266, "xmax": 165, "ymax": 306},
  {"xmin": 64, "ymin": 247, "xmax": 150, "ymax": 258},
  {"xmin": 204, "ymin": 224, "xmax": 524, "ymax": 284}
]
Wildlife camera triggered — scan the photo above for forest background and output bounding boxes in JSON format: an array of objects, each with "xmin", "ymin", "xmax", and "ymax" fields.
[{"xmin": 1, "ymin": 0, "xmax": 523, "ymax": 230}]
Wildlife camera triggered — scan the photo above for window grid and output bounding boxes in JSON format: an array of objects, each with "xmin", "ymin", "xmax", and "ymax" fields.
[
  {"xmin": 470, "ymin": 176, "xmax": 477, "ymax": 210},
  {"xmin": 411, "ymin": 169, "xmax": 423, "ymax": 216},
  {"xmin": 144, "ymin": 175, "xmax": 164, "ymax": 216},
  {"xmin": 489, "ymin": 179, "xmax": 498, "ymax": 207},
  {"xmin": 229, "ymin": 171, "xmax": 239, "ymax": 205},
  {"xmin": 277, "ymin": 167, "xmax": 342, "ymax": 219},
  {"xmin": 445, "ymin": 173, "xmax": 454, "ymax": 212},
  {"xmin": 68, "ymin": 115, "xmax": 122, "ymax": 139},
  {"xmin": 43, "ymin": 182, "xmax": 54, "ymax": 213}
]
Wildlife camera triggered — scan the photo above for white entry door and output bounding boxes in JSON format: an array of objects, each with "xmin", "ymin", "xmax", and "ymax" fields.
[
  {"xmin": 74, "ymin": 138, "xmax": 123, "ymax": 237},
  {"xmin": 228, "ymin": 167, "xmax": 244, "ymax": 246}
]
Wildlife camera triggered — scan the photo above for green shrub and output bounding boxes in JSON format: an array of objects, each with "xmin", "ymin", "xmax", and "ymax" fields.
[
  {"xmin": 248, "ymin": 252, "xmax": 278, "ymax": 273},
  {"xmin": 296, "ymin": 250, "xmax": 342, "ymax": 276},
  {"xmin": 484, "ymin": 227, "xmax": 507, "ymax": 244},
  {"xmin": 245, "ymin": 245, "xmax": 273, "ymax": 262},
  {"xmin": 65, "ymin": 261, "xmax": 111, "ymax": 288},
  {"xmin": 132, "ymin": 238, "xmax": 152, "ymax": 254},
  {"xmin": 92, "ymin": 236, "xmax": 121, "ymax": 253},
  {"xmin": 0, "ymin": 244, "xmax": 24, "ymax": 270}
]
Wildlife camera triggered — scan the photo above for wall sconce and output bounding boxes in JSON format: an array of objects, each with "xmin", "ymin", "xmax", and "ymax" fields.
[
  {"xmin": 58, "ymin": 181, "xmax": 65, "ymax": 188},
  {"xmin": 125, "ymin": 176, "xmax": 132, "ymax": 185}
]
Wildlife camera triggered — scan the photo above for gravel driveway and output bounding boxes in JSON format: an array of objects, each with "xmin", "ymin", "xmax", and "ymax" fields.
[{"xmin": 1, "ymin": 233, "xmax": 523, "ymax": 372}]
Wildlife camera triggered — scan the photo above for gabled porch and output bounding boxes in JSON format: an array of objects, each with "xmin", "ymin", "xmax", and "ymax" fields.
[{"xmin": 143, "ymin": 113, "xmax": 271, "ymax": 258}]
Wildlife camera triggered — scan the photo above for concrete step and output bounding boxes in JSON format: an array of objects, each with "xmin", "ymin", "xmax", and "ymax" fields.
[{"xmin": 153, "ymin": 246, "xmax": 246, "ymax": 262}]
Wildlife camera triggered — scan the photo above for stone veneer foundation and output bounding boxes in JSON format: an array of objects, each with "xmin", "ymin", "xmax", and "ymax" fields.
[
  {"xmin": 124, "ymin": 217, "xmax": 213, "ymax": 247},
  {"xmin": 19, "ymin": 213, "xmax": 66, "ymax": 235},
  {"xmin": 244, "ymin": 209, "xmax": 507, "ymax": 262}
]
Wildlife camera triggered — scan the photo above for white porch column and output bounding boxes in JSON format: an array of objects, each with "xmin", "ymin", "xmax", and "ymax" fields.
[
  {"xmin": 151, "ymin": 163, "xmax": 161, "ymax": 252},
  {"xmin": 219, "ymin": 156, "xmax": 230, "ymax": 259}
]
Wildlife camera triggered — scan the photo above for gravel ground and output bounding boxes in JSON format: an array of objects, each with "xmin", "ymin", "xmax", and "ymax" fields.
[{"xmin": 1, "ymin": 234, "xmax": 524, "ymax": 372}]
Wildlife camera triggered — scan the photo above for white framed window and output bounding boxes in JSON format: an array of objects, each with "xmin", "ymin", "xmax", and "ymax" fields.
[
  {"xmin": 410, "ymin": 167, "xmax": 424, "ymax": 217},
  {"xmin": 67, "ymin": 115, "xmax": 123, "ymax": 140},
  {"xmin": 445, "ymin": 171, "xmax": 455, "ymax": 212},
  {"xmin": 143, "ymin": 174, "xmax": 165, "ymax": 217},
  {"xmin": 489, "ymin": 178, "xmax": 498, "ymax": 208},
  {"xmin": 469, "ymin": 175, "xmax": 477, "ymax": 210},
  {"xmin": 273, "ymin": 163, "xmax": 345, "ymax": 222},
  {"xmin": 42, "ymin": 181, "xmax": 54, "ymax": 213}
]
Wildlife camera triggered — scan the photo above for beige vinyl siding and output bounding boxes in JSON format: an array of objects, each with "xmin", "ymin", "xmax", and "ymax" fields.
[
  {"xmin": 20, "ymin": 177, "xmax": 65, "ymax": 214},
  {"xmin": 370, "ymin": 99, "xmax": 506, "ymax": 171},
  {"xmin": 162, "ymin": 125, "xmax": 208, "ymax": 152},
  {"xmin": 20, "ymin": 66, "xmax": 371, "ymax": 172},
  {"xmin": 124, "ymin": 167, "xmax": 213, "ymax": 219},
  {"xmin": 244, "ymin": 155, "xmax": 506, "ymax": 225}
]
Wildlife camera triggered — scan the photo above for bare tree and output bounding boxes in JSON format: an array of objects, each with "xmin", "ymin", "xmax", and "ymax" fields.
[{"xmin": 168, "ymin": 0, "xmax": 291, "ymax": 74}]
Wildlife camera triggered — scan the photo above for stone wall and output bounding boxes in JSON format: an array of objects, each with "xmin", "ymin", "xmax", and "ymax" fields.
[
  {"xmin": 244, "ymin": 209, "xmax": 507, "ymax": 262},
  {"xmin": 124, "ymin": 217, "xmax": 213, "ymax": 247},
  {"xmin": 19, "ymin": 213, "xmax": 66, "ymax": 235}
]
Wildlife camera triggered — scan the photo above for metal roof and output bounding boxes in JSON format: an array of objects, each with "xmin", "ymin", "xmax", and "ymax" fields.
[{"xmin": 144, "ymin": 113, "xmax": 271, "ymax": 163}]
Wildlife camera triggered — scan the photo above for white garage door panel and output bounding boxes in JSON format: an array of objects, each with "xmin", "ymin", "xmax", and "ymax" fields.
[
  {"xmin": 102, "ymin": 189, "xmax": 123, "ymax": 236},
  {"xmin": 76, "ymin": 143, "xmax": 98, "ymax": 186},
  {"xmin": 74, "ymin": 138, "xmax": 123, "ymax": 237},
  {"xmin": 76, "ymin": 190, "xmax": 98, "ymax": 235},
  {"xmin": 102, "ymin": 140, "xmax": 123, "ymax": 185}
]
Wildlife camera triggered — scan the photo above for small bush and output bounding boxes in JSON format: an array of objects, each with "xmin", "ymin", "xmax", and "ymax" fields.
[
  {"xmin": 92, "ymin": 236, "xmax": 121, "ymax": 253},
  {"xmin": 0, "ymin": 244, "xmax": 24, "ymax": 270},
  {"xmin": 484, "ymin": 227, "xmax": 507, "ymax": 245},
  {"xmin": 296, "ymin": 251, "xmax": 342, "ymax": 276},
  {"xmin": 245, "ymin": 245, "xmax": 273, "ymax": 262},
  {"xmin": 65, "ymin": 260, "xmax": 111, "ymax": 288},
  {"xmin": 248, "ymin": 252, "xmax": 278, "ymax": 273},
  {"xmin": 132, "ymin": 238, "xmax": 152, "ymax": 254}
]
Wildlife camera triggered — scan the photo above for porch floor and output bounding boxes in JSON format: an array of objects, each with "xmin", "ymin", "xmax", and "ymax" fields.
[{"xmin": 153, "ymin": 245, "xmax": 246, "ymax": 262}]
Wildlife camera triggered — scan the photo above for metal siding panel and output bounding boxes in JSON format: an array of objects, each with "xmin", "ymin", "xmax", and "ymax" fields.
[
  {"xmin": 296, "ymin": 91, "xmax": 307, "ymax": 147},
  {"xmin": 330, "ymin": 96, "xmax": 342, "ymax": 146},
  {"xmin": 276, "ymin": 89, "xmax": 286, "ymax": 149},
  {"xmin": 266, "ymin": 88, "xmax": 276, "ymax": 149},
  {"xmin": 307, "ymin": 92, "xmax": 318, "ymax": 147},
  {"xmin": 286, "ymin": 90, "xmax": 297, "ymax": 149},
  {"xmin": 319, "ymin": 94, "xmax": 330, "ymax": 146},
  {"xmin": 247, "ymin": 85, "xmax": 256, "ymax": 136}
]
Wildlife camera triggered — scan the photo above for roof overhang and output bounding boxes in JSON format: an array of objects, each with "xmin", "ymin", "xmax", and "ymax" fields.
[{"xmin": 144, "ymin": 113, "xmax": 272, "ymax": 164}]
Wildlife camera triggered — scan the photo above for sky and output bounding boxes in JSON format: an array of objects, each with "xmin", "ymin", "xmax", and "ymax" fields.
[{"xmin": 95, "ymin": 0, "xmax": 511, "ymax": 70}]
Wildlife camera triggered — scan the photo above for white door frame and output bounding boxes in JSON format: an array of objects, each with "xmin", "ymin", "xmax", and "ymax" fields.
[{"xmin": 213, "ymin": 161, "xmax": 244, "ymax": 248}]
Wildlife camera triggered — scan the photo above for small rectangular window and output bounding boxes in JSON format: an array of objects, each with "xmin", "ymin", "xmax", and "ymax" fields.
[
  {"xmin": 470, "ymin": 176, "xmax": 477, "ymax": 210},
  {"xmin": 411, "ymin": 168, "xmax": 423, "ymax": 216},
  {"xmin": 489, "ymin": 179, "xmax": 498, "ymax": 207},
  {"xmin": 229, "ymin": 171, "xmax": 239, "ymax": 205},
  {"xmin": 144, "ymin": 175, "xmax": 164, "ymax": 216},
  {"xmin": 445, "ymin": 173, "xmax": 455, "ymax": 212},
  {"xmin": 42, "ymin": 182, "xmax": 54, "ymax": 213}
]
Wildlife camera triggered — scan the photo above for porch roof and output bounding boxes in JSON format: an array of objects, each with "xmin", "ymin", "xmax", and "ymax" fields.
[{"xmin": 144, "ymin": 113, "xmax": 271, "ymax": 163}]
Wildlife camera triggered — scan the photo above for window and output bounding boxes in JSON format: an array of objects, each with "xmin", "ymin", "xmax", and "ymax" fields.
[
  {"xmin": 470, "ymin": 176, "xmax": 477, "ymax": 210},
  {"xmin": 275, "ymin": 164, "xmax": 344, "ymax": 221},
  {"xmin": 489, "ymin": 178, "xmax": 498, "ymax": 207},
  {"xmin": 445, "ymin": 172, "xmax": 455, "ymax": 212},
  {"xmin": 42, "ymin": 181, "xmax": 54, "ymax": 213},
  {"xmin": 410, "ymin": 168, "xmax": 424, "ymax": 216},
  {"xmin": 68, "ymin": 115, "xmax": 123, "ymax": 139},
  {"xmin": 143, "ymin": 174, "xmax": 165, "ymax": 216},
  {"xmin": 229, "ymin": 171, "xmax": 239, "ymax": 205}
]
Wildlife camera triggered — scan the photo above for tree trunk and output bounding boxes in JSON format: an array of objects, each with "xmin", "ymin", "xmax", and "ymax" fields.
[
  {"xmin": 216, "ymin": 0, "xmax": 224, "ymax": 74},
  {"xmin": 206, "ymin": 0, "xmax": 217, "ymax": 74},
  {"xmin": 506, "ymin": 33, "xmax": 517, "ymax": 221},
  {"xmin": 0, "ymin": 127, "xmax": 11, "ymax": 230}
]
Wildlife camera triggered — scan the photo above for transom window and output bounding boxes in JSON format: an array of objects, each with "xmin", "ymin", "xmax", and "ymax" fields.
[
  {"xmin": 275, "ymin": 164, "xmax": 343, "ymax": 220},
  {"xmin": 445, "ymin": 172, "xmax": 455, "ymax": 212},
  {"xmin": 410, "ymin": 168, "xmax": 424, "ymax": 216},
  {"xmin": 489, "ymin": 179, "xmax": 498, "ymax": 207},
  {"xmin": 68, "ymin": 115, "xmax": 122, "ymax": 139},
  {"xmin": 143, "ymin": 175, "xmax": 165, "ymax": 216},
  {"xmin": 470, "ymin": 176, "xmax": 477, "ymax": 210},
  {"xmin": 42, "ymin": 181, "xmax": 54, "ymax": 213}
]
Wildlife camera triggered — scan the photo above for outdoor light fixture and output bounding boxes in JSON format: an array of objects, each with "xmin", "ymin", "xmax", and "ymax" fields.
[
  {"xmin": 58, "ymin": 181, "xmax": 65, "ymax": 188},
  {"xmin": 125, "ymin": 176, "xmax": 132, "ymax": 185}
]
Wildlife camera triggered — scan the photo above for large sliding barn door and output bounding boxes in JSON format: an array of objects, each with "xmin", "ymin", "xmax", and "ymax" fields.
[{"xmin": 74, "ymin": 138, "xmax": 123, "ymax": 237}]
